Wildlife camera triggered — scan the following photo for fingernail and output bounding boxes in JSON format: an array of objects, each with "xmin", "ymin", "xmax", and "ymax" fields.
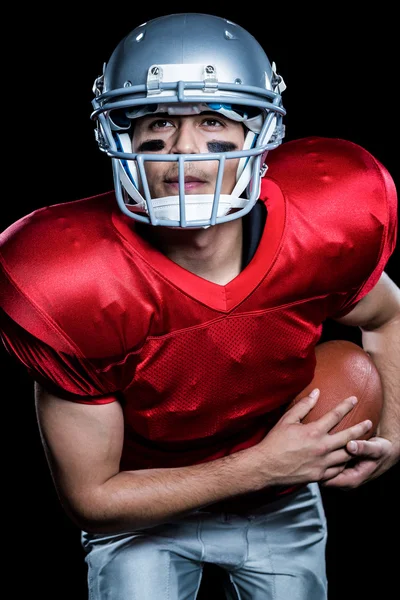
[
  {"xmin": 348, "ymin": 441, "xmax": 357, "ymax": 452},
  {"xmin": 310, "ymin": 388, "xmax": 320, "ymax": 398}
]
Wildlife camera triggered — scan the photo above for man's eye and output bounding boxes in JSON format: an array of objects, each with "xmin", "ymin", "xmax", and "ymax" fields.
[
  {"xmin": 202, "ymin": 118, "xmax": 224, "ymax": 127},
  {"xmin": 151, "ymin": 119, "xmax": 173, "ymax": 129}
]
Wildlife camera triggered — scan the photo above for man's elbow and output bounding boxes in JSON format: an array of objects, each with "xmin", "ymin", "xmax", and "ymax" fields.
[{"xmin": 59, "ymin": 486, "xmax": 131, "ymax": 534}]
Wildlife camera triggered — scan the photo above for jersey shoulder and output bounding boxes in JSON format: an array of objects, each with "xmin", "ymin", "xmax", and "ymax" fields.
[
  {"xmin": 1, "ymin": 190, "xmax": 116, "ymax": 257},
  {"xmin": 0, "ymin": 191, "xmax": 127, "ymax": 354},
  {"xmin": 1, "ymin": 189, "xmax": 118, "ymax": 312},
  {"xmin": 260, "ymin": 136, "xmax": 397, "ymax": 312},
  {"xmin": 263, "ymin": 136, "xmax": 396, "ymax": 208}
]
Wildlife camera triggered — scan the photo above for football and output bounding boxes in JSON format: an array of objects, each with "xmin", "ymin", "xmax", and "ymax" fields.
[{"xmin": 288, "ymin": 340, "xmax": 383, "ymax": 439}]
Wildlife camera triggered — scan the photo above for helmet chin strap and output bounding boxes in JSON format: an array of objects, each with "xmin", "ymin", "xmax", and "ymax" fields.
[{"xmin": 128, "ymin": 194, "xmax": 248, "ymax": 225}]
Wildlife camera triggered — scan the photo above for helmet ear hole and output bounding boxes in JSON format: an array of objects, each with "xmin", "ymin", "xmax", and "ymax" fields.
[{"xmin": 109, "ymin": 109, "xmax": 132, "ymax": 130}]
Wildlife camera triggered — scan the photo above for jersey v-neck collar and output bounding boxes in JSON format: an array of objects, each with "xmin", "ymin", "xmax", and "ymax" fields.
[{"xmin": 111, "ymin": 178, "xmax": 285, "ymax": 313}]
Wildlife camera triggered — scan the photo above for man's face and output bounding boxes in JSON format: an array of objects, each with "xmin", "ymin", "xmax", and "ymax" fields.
[{"xmin": 131, "ymin": 112, "xmax": 246, "ymax": 200}]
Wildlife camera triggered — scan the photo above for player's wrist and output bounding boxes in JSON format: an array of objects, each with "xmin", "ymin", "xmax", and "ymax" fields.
[{"xmin": 235, "ymin": 445, "xmax": 277, "ymax": 491}]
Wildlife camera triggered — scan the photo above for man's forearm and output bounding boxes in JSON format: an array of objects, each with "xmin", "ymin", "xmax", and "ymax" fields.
[
  {"xmin": 77, "ymin": 446, "xmax": 263, "ymax": 534},
  {"xmin": 361, "ymin": 315, "xmax": 400, "ymax": 448}
]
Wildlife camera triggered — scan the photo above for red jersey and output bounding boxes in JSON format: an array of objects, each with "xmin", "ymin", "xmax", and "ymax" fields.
[{"xmin": 1, "ymin": 137, "xmax": 397, "ymax": 483}]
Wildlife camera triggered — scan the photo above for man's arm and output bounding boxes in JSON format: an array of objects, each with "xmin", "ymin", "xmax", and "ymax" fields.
[
  {"xmin": 334, "ymin": 271, "xmax": 400, "ymax": 445},
  {"xmin": 325, "ymin": 270, "xmax": 400, "ymax": 486},
  {"xmin": 34, "ymin": 381, "xmax": 263, "ymax": 533},
  {"xmin": 34, "ymin": 378, "xmax": 371, "ymax": 533}
]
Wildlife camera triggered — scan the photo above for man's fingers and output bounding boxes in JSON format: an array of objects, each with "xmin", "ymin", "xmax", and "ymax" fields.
[
  {"xmin": 326, "ymin": 448, "xmax": 356, "ymax": 466},
  {"xmin": 328, "ymin": 418, "xmax": 373, "ymax": 450},
  {"xmin": 313, "ymin": 395, "xmax": 359, "ymax": 432},
  {"xmin": 287, "ymin": 391, "xmax": 360, "ymax": 434},
  {"xmin": 321, "ymin": 460, "xmax": 376, "ymax": 488},
  {"xmin": 285, "ymin": 388, "xmax": 321, "ymax": 422},
  {"xmin": 346, "ymin": 438, "xmax": 385, "ymax": 458}
]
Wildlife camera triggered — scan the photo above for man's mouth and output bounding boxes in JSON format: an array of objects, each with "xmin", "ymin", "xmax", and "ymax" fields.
[{"xmin": 165, "ymin": 176, "xmax": 207, "ymax": 191}]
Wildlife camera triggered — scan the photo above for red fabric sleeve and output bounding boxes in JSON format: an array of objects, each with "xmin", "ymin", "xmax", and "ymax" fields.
[
  {"xmin": 0, "ymin": 309, "xmax": 118, "ymax": 404},
  {"xmin": 330, "ymin": 155, "xmax": 398, "ymax": 318}
]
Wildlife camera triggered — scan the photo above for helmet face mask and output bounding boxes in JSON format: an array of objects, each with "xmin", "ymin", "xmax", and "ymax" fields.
[{"xmin": 91, "ymin": 13, "xmax": 286, "ymax": 228}]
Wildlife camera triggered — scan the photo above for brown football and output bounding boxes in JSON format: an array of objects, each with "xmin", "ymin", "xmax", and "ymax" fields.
[{"xmin": 288, "ymin": 340, "xmax": 383, "ymax": 439}]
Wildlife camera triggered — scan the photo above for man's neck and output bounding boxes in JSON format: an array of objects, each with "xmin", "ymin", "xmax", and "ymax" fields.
[{"xmin": 139, "ymin": 219, "xmax": 243, "ymax": 285}]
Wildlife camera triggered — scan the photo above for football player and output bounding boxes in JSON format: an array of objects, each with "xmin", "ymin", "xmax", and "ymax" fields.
[{"xmin": 1, "ymin": 13, "xmax": 399, "ymax": 600}]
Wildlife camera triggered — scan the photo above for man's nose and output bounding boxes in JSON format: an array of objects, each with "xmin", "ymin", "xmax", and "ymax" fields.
[{"xmin": 170, "ymin": 122, "xmax": 201, "ymax": 154}]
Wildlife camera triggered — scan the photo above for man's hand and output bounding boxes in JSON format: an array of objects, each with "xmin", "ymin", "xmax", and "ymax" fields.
[
  {"xmin": 321, "ymin": 435, "xmax": 399, "ymax": 489},
  {"xmin": 250, "ymin": 389, "xmax": 374, "ymax": 489}
]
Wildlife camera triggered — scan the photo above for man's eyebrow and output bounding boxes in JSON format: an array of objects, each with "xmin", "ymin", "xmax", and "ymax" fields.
[
  {"xmin": 149, "ymin": 112, "xmax": 169, "ymax": 118},
  {"xmin": 137, "ymin": 113, "xmax": 169, "ymax": 123},
  {"xmin": 198, "ymin": 111, "xmax": 224, "ymax": 117}
]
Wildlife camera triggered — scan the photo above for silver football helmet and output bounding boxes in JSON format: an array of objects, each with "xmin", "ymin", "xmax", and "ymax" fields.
[{"xmin": 91, "ymin": 13, "xmax": 286, "ymax": 227}]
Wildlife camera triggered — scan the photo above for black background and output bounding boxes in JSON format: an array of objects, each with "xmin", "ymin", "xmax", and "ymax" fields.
[{"xmin": 2, "ymin": 5, "xmax": 399, "ymax": 599}]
